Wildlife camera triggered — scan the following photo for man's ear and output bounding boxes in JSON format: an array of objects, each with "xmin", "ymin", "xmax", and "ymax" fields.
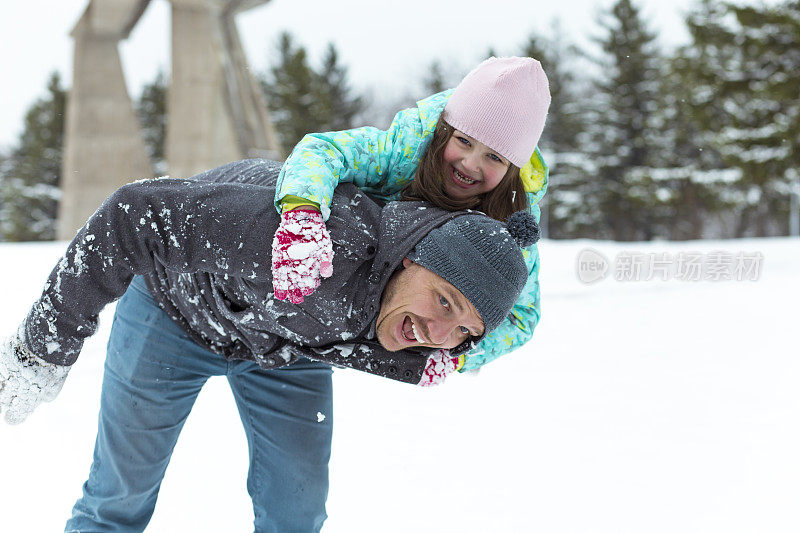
[{"xmin": 402, "ymin": 257, "xmax": 414, "ymax": 268}]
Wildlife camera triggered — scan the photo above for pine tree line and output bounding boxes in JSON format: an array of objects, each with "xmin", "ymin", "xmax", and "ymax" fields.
[
  {"xmin": 0, "ymin": 73, "xmax": 65, "ymax": 242},
  {"xmin": 1, "ymin": 0, "xmax": 797, "ymax": 241},
  {"xmin": 542, "ymin": 0, "xmax": 800, "ymax": 240}
]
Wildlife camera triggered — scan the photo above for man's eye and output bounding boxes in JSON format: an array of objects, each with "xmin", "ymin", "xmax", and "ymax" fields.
[
  {"xmin": 439, "ymin": 295, "xmax": 450, "ymax": 308},
  {"xmin": 459, "ymin": 326, "xmax": 470, "ymax": 335}
]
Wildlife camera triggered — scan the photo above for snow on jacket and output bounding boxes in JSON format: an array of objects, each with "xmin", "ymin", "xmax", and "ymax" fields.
[
  {"xmin": 21, "ymin": 159, "xmax": 478, "ymax": 385},
  {"xmin": 274, "ymin": 90, "xmax": 549, "ymax": 370}
]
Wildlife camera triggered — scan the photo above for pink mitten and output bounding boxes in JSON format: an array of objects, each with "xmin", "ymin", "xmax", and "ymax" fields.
[
  {"xmin": 419, "ymin": 349, "xmax": 458, "ymax": 387},
  {"xmin": 271, "ymin": 208, "xmax": 334, "ymax": 304}
]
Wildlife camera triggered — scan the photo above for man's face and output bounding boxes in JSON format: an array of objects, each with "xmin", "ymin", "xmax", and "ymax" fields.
[{"xmin": 375, "ymin": 258, "xmax": 485, "ymax": 352}]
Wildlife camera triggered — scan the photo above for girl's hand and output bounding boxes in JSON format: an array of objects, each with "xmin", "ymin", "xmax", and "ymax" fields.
[
  {"xmin": 418, "ymin": 349, "xmax": 459, "ymax": 387},
  {"xmin": 271, "ymin": 207, "xmax": 334, "ymax": 304}
]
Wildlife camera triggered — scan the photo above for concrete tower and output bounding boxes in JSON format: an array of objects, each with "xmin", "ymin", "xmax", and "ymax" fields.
[{"xmin": 58, "ymin": 0, "xmax": 281, "ymax": 240}]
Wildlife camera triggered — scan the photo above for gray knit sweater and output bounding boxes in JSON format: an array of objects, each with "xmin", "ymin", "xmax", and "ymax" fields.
[{"xmin": 22, "ymin": 159, "xmax": 470, "ymax": 384}]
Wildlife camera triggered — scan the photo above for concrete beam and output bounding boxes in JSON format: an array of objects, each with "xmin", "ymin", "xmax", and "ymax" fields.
[
  {"xmin": 166, "ymin": 0, "xmax": 281, "ymax": 179},
  {"xmin": 58, "ymin": 9, "xmax": 153, "ymax": 239},
  {"xmin": 71, "ymin": 0, "xmax": 152, "ymax": 39}
]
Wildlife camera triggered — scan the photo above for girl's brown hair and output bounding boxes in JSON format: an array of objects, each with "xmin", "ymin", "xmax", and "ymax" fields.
[{"xmin": 401, "ymin": 116, "xmax": 529, "ymax": 221}]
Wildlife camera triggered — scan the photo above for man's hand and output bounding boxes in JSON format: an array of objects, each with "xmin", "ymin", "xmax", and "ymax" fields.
[
  {"xmin": 0, "ymin": 328, "xmax": 70, "ymax": 424},
  {"xmin": 272, "ymin": 207, "xmax": 334, "ymax": 304},
  {"xmin": 419, "ymin": 349, "xmax": 459, "ymax": 387}
]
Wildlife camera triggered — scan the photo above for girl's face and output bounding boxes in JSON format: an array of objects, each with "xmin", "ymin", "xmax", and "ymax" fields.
[{"xmin": 441, "ymin": 129, "xmax": 511, "ymax": 199}]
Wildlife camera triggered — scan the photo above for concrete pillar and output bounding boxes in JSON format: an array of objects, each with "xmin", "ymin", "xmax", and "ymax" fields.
[
  {"xmin": 167, "ymin": 0, "xmax": 281, "ymax": 179},
  {"xmin": 59, "ymin": 0, "xmax": 280, "ymax": 238},
  {"xmin": 58, "ymin": 1, "xmax": 153, "ymax": 240}
]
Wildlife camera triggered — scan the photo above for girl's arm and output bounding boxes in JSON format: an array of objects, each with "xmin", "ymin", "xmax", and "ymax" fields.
[
  {"xmin": 460, "ymin": 239, "xmax": 541, "ymax": 371},
  {"xmin": 459, "ymin": 150, "xmax": 550, "ymax": 370},
  {"xmin": 274, "ymin": 90, "xmax": 453, "ymax": 220}
]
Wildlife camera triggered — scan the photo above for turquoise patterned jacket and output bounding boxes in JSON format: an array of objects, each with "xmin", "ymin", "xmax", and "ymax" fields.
[{"xmin": 274, "ymin": 90, "xmax": 549, "ymax": 371}]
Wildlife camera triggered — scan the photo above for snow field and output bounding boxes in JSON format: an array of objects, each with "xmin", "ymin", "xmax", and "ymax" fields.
[{"xmin": 1, "ymin": 237, "xmax": 798, "ymax": 532}]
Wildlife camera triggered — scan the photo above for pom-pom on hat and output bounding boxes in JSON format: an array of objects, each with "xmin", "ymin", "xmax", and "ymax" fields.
[
  {"xmin": 507, "ymin": 210, "xmax": 541, "ymax": 247},
  {"xmin": 409, "ymin": 210, "xmax": 540, "ymax": 345},
  {"xmin": 443, "ymin": 56, "xmax": 551, "ymax": 167}
]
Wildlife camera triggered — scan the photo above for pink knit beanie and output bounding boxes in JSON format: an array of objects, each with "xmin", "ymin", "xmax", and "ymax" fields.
[{"xmin": 443, "ymin": 56, "xmax": 551, "ymax": 167}]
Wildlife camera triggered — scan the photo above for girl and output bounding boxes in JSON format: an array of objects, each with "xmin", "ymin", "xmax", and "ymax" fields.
[{"xmin": 271, "ymin": 56, "xmax": 551, "ymax": 372}]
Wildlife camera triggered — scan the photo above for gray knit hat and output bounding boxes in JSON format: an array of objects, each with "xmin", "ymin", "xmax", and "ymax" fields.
[{"xmin": 409, "ymin": 210, "xmax": 540, "ymax": 345}]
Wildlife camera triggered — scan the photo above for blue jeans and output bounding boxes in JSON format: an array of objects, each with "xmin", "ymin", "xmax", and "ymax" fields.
[{"xmin": 65, "ymin": 277, "xmax": 333, "ymax": 532}]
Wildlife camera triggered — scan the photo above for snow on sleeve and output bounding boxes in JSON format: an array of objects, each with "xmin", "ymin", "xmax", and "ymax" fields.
[{"xmin": 23, "ymin": 177, "xmax": 277, "ymax": 366}]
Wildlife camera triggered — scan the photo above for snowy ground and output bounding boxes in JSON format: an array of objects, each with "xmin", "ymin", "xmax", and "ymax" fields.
[{"xmin": 1, "ymin": 237, "xmax": 798, "ymax": 532}]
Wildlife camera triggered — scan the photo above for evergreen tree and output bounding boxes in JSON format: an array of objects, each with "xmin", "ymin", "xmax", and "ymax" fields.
[
  {"xmin": 262, "ymin": 32, "xmax": 364, "ymax": 150},
  {"xmin": 520, "ymin": 30, "xmax": 594, "ymax": 239},
  {"xmin": 136, "ymin": 70, "xmax": 168, "ymax": 176},
  {"xmin": 715, "ymin": 0, "xmax": 800, "ymax": 236},
  {"xmin": 654, "ymin": 0, "xmax": 740, "ymax": 239},
  {"xmin": 651, "ymin": 62, "xmax": 714, "ymax": 240},
  {"xmin": 313, "ymin": 43, "xmax": 364, "ymax": 132},
  {"xmin": 0, "ymin": 73, "xmax": 66, "ymax": 241},
  {"xmin": 671, "ymin": 0, "xmax": 800, "ymax": 238},
  {"xmin": 422, "ymin": 59, "xmax": 447, "ymax": 94},
  {"xmin": 261, "ymin": 32, "xmax": 318, "ymax": 150},
  {"xmin": 587, "ymin": 0, "xmax": 663, "ymax": 240},
  {"xmin": 0, "ymin": 152, "xmax": 10, "ymax": 242}
]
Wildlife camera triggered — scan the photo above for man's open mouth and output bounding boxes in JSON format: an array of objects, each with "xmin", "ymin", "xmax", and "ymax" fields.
[{"xmin": 401, "ymin": 315, "xmax": 424, "ymax": 343}]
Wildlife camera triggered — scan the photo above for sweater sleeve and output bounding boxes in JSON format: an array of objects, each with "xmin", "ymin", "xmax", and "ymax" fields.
[
  {"xmin": 23, "ymin": 165, "xmax": 281, "ymax": 366},
  {"xmin": 274, "ymin": 90, "xmax": 452, "ymax": 220},
  {"xmin": 460, "ymin": 205, "xmax": 543, "ymax": 371}
]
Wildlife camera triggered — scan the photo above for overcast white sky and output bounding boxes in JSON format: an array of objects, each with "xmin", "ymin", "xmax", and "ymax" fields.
[{"xmin": 0, "ymin": 0, "xmax": 775, "ymax": 150}]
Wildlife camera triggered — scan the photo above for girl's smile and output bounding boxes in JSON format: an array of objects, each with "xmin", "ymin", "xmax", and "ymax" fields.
[
  {"xmin": 442, "ymin": 129, "xmax": 510, "ymax": 199},
  {"xmin": 451, "ymin": 167, "xmax": 478, "ymax": 187}
]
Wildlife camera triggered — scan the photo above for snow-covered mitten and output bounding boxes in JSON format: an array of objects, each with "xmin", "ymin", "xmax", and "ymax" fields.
[
  {"xmin": 419, "ymin": 349, "xmax": 459, "ymax": 387},
  {"xmin": 271, "ymin": 208, "xmax": 334, "ymax": 304},
  {"xmin": 0, "ymin": 327, "xmax": 70, "ymax": 425}
]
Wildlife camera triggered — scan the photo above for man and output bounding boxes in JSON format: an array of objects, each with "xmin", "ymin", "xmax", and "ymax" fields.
[{"xmin": 0, "ymin": 159, "xmax": 537, "ymax": 531}]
